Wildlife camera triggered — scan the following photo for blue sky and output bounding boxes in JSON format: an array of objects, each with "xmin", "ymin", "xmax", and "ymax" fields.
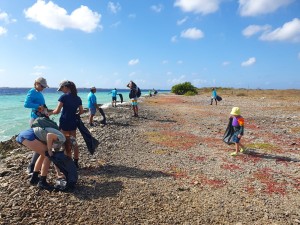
[{"xmin": 0, "ymin": 0, "xmax": 299, "ymax": 89}]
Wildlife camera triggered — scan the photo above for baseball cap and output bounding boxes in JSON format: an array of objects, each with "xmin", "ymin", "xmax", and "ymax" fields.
[
  {"xmin": 57, "ymin": 80, "xmax": 70, "ymax": 91},
  {"xmin": 35, "ymin": 77, "xmax": 49, "ymax": 88}
]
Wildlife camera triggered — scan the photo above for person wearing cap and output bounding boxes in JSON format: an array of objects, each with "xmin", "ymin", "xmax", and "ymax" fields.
[
  {"xmin": 16, "ymin": 127, "xmax": 66, "ymax": 191},
  {"xmin": 87, "ymin": 87, "xmax": 107, "ymax": 126},
  {"xmin": 229, "ymin": 107, "xmax": 246, "ymax": 156},
  {"xmin": 50, "ymin": 80, "xmax": 84, "ymax": 168},
  {"xmin": 24, "ymin": 77, "xmax": 49, "ymax": 175}
]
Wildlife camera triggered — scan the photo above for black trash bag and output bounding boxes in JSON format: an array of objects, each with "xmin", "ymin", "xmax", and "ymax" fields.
[
  {"xmin": 223, "ymin": 117, "xmax": 235, "ymax": 145},
  {"xmin": 76, "ymin": 115, "xmax": 99, "ymax": 155},
  {"xmin": 216, "ymin": 95, "xmax": 222, "ymax": 101},
  {"xmin": 118, "ymin": 94, "xmax": 123, "ymax": 103},
  {"xmin": 47, "ymin": 151, "xmax": 78, "ymax": 190}
]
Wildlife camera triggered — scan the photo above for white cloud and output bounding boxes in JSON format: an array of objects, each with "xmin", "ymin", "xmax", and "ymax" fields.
[
  {"xmin": 128, "ymin": 59, "xmax": 139, "ymax": 66},
  {"xmin": 222, "ymin": 61, "xmax": 230, "ymax": 66},
  {"xmin": 162, "ymin": 60, "xmax": 168, "ymax": 64},
  {"xmin": 0, "ymin": 11, "xmax": 9, "ymax": 23},
  {"xmin": 242, "ymin": 25, "xmax": 271, "ymax": 37},
  {"xmin": 298, "ymin": 52, "xmax": 300, "ymax": 60},
  {"xmin": 241, "ymin": 57, "xmax": 256, "ymax": 67},
  {"xmin": 34, "ymin": 65, "xmax": 47, "ymax": 70},
  {"xmin": 0, "ymin": 10, "xmax": 16, "ymax": 23},
  {"xmin": 171, "ymin": 35, "xmax": 178, "ymax": 43},
  {"xmin": 168, "ymin": 75, "xmax": 186, "ymax": 85},
  {"xmin": 174, "ymin": 0, "xmax": 221, "ymax": 15},
  {"xmin": 25, "ymin": 33, "xmax": 36, "ymax": 40},
  {"xmin": 259, "ymin": 18, "xmax": 300, "ymax": 43},
  {"xmin": 0, "ymin": 69, "xmax": 5, "ymax": 73},
  {"xmin": 151, "ymin": 4, "xmax": 164, "ymax": 13},
  {"xmin": 108, "ymin": 2, "xmax": 121, "ymax": 14},
  {"xmin": 128, "ymin": 14, "xmax": 136, "ymax": 19},
  {"xmin": 181, "ymin": 27, "xmax": 204, "ymax": 40},
  {"xmin": 0, "ymin": 26, "xmax": 7, "ymax": 36},
  {"xmin": 111, "ymin": 21, "xmax": 121, "ymax": 28},
  {"xmin": 239, "ymin": 0, "xmax": 294, "ymax": 17},
  {"xmin": 192, "ymin": 78, "xmax": 207, "ymax": 86},
  {"xmin": 177, "ymin": 16, "xmax": 188, "ymax": 26},
  {"xmin": 24, "ymin": 0, "xmax": 102, "ymax": 33},
  {"xmin": 177, "ymin": 60, "xmax": 183, "ymax": 64}
]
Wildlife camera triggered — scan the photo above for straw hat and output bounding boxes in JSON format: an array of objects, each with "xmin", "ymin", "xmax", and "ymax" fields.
[{"xmin": 230, "ymin": 107, "xmax": 241, "ymax": 116}]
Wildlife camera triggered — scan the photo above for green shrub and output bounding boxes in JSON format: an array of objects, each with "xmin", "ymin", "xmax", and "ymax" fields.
[
  {"xmin": 171, "ymin": 82, "xmax": 198, "ymax": 95},
  {"xmin": 184, "ymin": 91, "xmax": 197, "ymax": 96}
]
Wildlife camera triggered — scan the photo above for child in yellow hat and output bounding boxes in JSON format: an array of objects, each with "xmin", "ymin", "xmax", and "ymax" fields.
[{"xmin": 230, "ymin": 107, "xmax": 245, "ymax": 156}]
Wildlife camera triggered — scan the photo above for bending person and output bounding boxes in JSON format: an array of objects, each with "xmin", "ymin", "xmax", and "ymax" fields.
[
  {"xmin": 16, "ymin": 127, "xmax": 66, "ymax": 190},
  {"xmin": 24, "ymin": 77, "xmax": 49, "ymax": 175}
]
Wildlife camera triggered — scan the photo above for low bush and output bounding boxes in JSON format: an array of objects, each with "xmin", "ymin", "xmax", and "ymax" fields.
[{"xmin": 171, "ymin": 82, "xmax": 198, "ymax": 95}]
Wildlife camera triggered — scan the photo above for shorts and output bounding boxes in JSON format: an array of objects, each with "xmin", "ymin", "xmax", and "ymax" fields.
[
  {"xmin": 89, "ymin": 108, "xmax": 96, "ymax": 115},
  {"xmin": 232, "ymin": 133, "xmax": 241, "ymax": 143},
  {"xmin": 16, "ymin": 128, "xmax": 37, "ymax": 144},
  {"xmin": 112, "ymin": 97, "xmax": 117, "ymax": 101},
  {"xmin": 131, "ymin": 99, "xmax": 138, "ymax": 106}
]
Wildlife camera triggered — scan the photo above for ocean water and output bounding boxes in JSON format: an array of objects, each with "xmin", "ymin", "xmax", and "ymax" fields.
[{"xmin": 0, "ymin": 88, "xmax": 168, "ymax": 142}]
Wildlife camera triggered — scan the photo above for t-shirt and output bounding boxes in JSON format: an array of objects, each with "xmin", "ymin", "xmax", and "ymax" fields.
[
  {"xmin": 111, "ymin": 89, "xmax": 117, "ymax": 97},
  {"xmin": 212, "ymin": 90, "xmax": 217, "ymax": 98},
  {"xmin": 87, "ymin": 92, "xmax": 97, "ymax": 109},
  {"xmin": 33, "ymin": 127, "xmax": 66, "ymax": 150},
  {"xmin": 24, "ymin": 88, "xmax": 46, "ymax": 119},
  {"xmin": 58, "ymin": 93, "xmax": 82, "ymax": 131}
]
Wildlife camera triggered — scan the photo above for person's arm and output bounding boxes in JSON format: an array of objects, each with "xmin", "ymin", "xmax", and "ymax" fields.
[
  {"xmin": 50, "ymin": 102, "xmax": 63, "ymax": 115},
  {"xmin": 78, "ymin": 105, "xmax": 84, "ymax": 115},
  {"xmin": 24, "ymin": 89, "xmax": 42, "ymax": 110},
  {"xmin": 46, "ymin": 133, "xmax": 59, "ymax": 157}
]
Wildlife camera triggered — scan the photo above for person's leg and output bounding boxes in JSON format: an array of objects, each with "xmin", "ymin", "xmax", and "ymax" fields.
[
  {"xmin": 215, "ymin": 99, "xmax": 217, "ymax": 105},
  {"xmin": 210, "ymin": 98, "xmax": 213, "ymax": 105},
  {"xmin": 27, "ymin": 152, "xmax": 40, "ymax": 174},
  {"xmin": 38, "ymin": 157, "xmax": 53, "ymax": 191},
  {"xmin": 61, "ymin": 130, "xmax": 72, "ymax": 158},
  {"xmin": 68, "ymin": 130, "xmax": 79, "ymax": 168}
]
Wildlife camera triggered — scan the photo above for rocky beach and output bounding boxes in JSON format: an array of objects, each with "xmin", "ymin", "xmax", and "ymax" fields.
[{"xmin": 1, "ymin": 89, "xmax": 300, "ymax": 225}]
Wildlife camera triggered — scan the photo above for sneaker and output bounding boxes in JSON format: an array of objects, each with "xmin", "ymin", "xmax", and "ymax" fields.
[
  {"xmin": 240, "ymin": 147, "xmax": 245, "ymax": 153},
  {"xmin": 230, "ymin": 152, "xmax": 238, "ymax": 156},
  {"xmin": 29, "ymin": 174, "xmax": 39, "ymax": 185},
  {"xmin": 89, "ymin": 123, "xmax": 94, "ymax": 126},
  {"xmin": 38, "ymin": 181, "xmax": 54, "ymax": 191}
]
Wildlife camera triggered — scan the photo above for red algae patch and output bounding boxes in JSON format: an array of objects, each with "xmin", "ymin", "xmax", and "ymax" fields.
[{"xmin": 221, "ymin": 163, "xmax": 243, "ymax": 171}]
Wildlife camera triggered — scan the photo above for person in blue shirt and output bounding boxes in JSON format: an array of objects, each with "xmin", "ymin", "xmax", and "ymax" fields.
[
  {"xmin": 24, "ymin": 77, "xmax": 49, "ymax": 175},
  {"xmin": 50, "ymin": 80, "xmax": 84, "ymax": 168},
  {"xmin": 87, "ymin": 87, "xmax": 107, "ymax": 126},
  {"xmin": 210, "ymin": 87, "xmax": 217, "ymax": 105},
  {"xmin": 111, "ymin": 88, "xmax": 118, "ymax": 107}
]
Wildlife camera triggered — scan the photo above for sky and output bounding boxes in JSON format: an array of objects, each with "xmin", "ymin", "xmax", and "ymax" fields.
[{"xmin": 0, "ymin": 0, "xmax": 299, "ymax": 90}]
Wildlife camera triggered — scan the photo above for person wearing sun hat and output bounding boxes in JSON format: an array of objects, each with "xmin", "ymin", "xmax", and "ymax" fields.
[{"xmin": 229, "ymin": 107, "xmax": 246, "ymax": 156}]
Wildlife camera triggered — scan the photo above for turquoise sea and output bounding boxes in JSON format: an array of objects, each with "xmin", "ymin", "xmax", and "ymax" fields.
[{"xmin": 0, "ymin": 88, "xmax": 168, "ymax": 142}]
